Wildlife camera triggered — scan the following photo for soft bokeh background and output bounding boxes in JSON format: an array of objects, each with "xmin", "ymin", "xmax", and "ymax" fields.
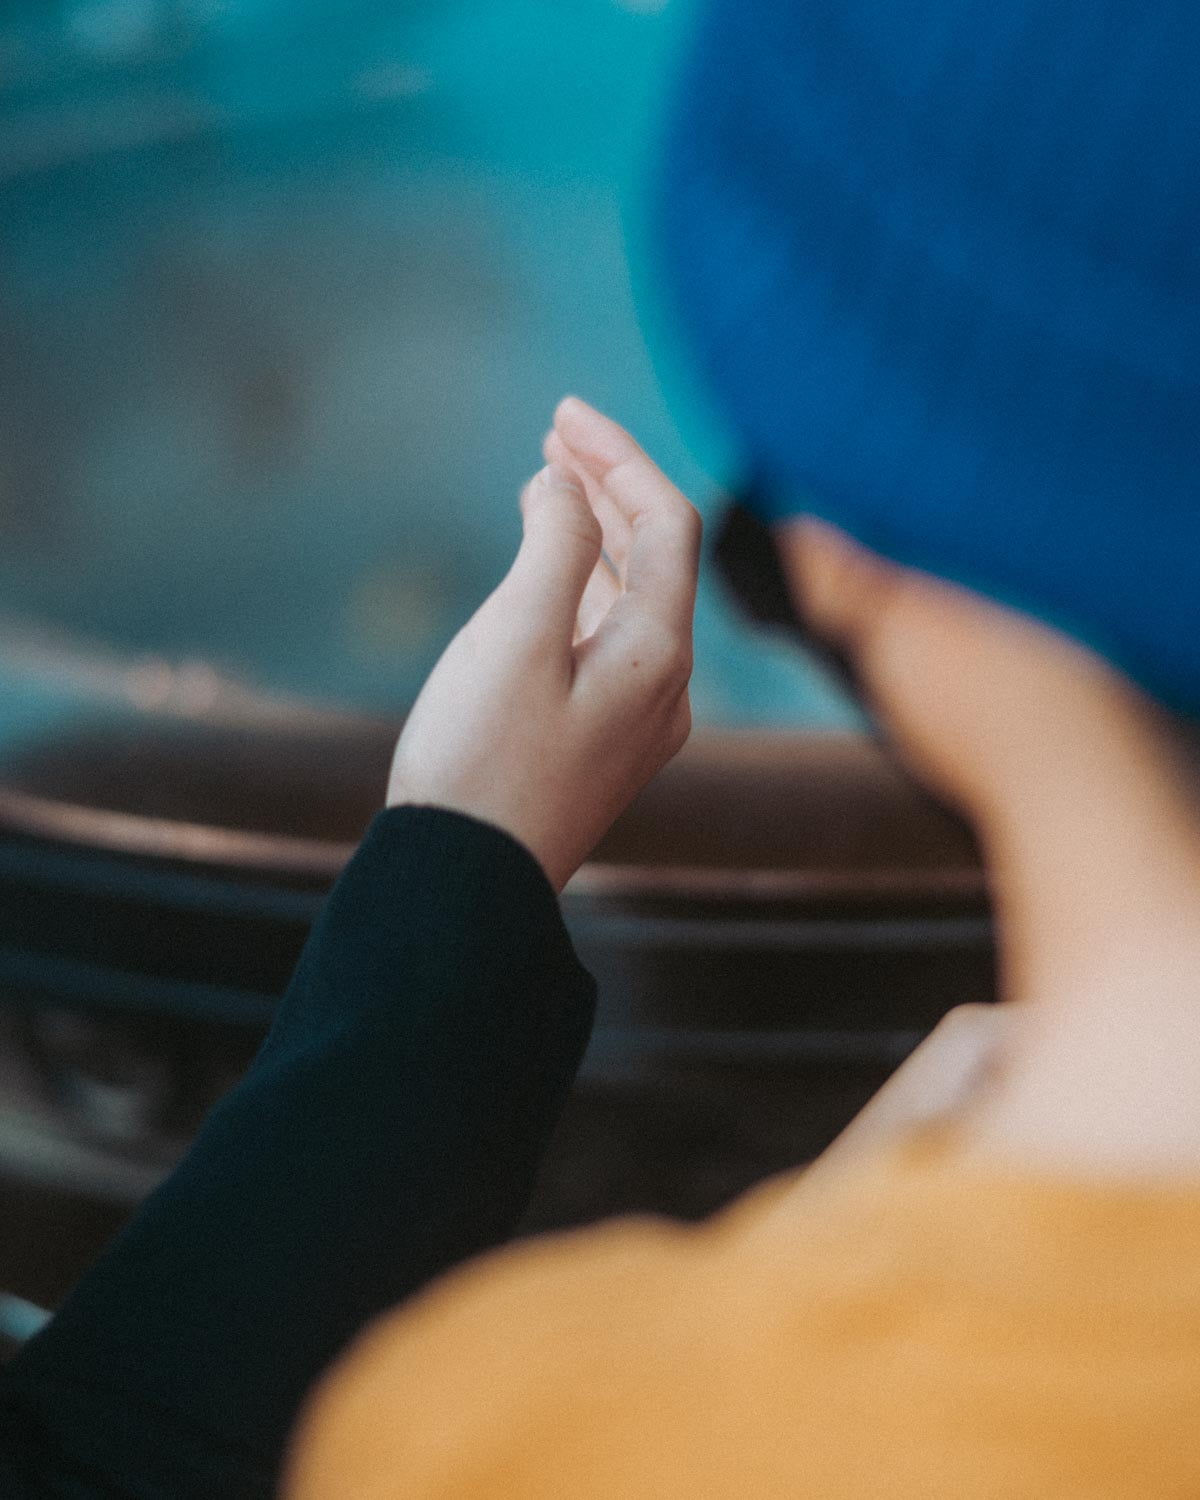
[
  {"xmin": 0, "ymin": 0, "xmax": 857, "ymax": 745},
  {"xmin": 1, "ymin": 7, "xmax": 998, "ymax": 1331}
]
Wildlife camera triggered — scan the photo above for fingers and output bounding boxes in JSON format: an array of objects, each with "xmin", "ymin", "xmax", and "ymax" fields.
[
  {"xmin": 551, "ymin": 397, "xmax": 702, "ymax": 641},
  {"xmin": 574, "ymin": 553, "xmax": 622, "ymax": 644},
  {"xmin": 543, "ymin": 428, "xmax": 632, "ymax": 581},
  {"xmin": 524, "ymin": 448, "xmax": 619, "ymax": 642},
  {"xmin": 509, "ymin": 464, "xmax": 603, "ymax": 646}
]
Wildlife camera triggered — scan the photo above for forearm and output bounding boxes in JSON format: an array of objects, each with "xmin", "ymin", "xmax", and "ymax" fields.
[{"xmin": 0, "ymin": 806, "xmax": 596, "ymax": 1499}]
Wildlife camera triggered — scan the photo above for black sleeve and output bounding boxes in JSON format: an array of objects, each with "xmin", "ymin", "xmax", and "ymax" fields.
[{"xmin": 0, "ymin": 804, "xmax": 597, "ymax": 1500}]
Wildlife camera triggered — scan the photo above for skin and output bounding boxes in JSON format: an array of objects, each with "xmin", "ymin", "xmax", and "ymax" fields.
[
  {"xmin": 387, "ymin": 397, "xmax": 700, "ymax": 894},
  {"xmin": 778, "ymin": 516, "xmax": 1200, "ymax": 1178},
  {"xmin": 390, "ymin": 399, "xmax": 1200, "ymax": 1179}
]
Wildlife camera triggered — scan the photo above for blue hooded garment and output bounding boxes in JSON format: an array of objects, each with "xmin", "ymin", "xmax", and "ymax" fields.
[{"xmin": 655, "ymin": 0, "xmax": 1200, "ymax": 713}]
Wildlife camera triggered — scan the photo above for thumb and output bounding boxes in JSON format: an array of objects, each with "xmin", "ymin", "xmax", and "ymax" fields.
[{"xmin": 508, "ymin": 464, "xmax": 603, "ymax": 641}]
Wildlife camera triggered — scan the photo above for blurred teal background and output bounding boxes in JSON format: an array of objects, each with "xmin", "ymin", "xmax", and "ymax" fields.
[{"xmin": 0, "ymin": 0, "xmax": 857, "ymax": 747}]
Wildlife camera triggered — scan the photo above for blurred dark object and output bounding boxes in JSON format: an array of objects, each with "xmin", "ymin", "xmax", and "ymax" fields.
[
  {"xmin": 0, "ymin": 689, "xmax": 991, "ymax": 1321},
  {"xmin": 713, "ymin": 490, "xmax": 874, "ymax": 710},
  {"xmin": 712, "ymin": 491, "xmax": 801, "ymax": 636}
]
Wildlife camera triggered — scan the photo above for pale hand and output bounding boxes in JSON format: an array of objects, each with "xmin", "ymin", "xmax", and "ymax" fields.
[{"xmin": 386, "ymin": 397, "xmax": 702, "ymax": 892}]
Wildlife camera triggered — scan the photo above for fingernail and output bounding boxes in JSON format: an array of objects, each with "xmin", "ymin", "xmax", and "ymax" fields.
[
  {"xmin": 555, "ymin": 394, "xmax": 593, "ymax": 426},
  {"xmin": 541, "ymin": 462, "xmax": 583, "ymax": 495}
]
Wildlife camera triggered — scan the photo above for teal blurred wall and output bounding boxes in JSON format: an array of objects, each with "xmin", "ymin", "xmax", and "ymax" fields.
[{"xmin": 0, "ymin": 0, "xmax": 857, "ymax": 730}]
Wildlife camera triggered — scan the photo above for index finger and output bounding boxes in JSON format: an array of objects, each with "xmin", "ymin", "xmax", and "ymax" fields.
[{"xmin": 553, "ymin": 397, "xmax": 702, "ymax": 636}]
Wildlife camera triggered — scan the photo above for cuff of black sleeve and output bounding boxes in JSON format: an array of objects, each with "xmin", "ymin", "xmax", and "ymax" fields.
[{"xmin": 319, "ymin": 802, "xmax": 591, "ymax": 1004}]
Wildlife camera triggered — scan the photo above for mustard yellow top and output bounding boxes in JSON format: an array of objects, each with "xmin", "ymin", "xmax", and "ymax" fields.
[{"xmin": 286, "ymin": 1132, "xmax": 1200, "ymax": 1499}]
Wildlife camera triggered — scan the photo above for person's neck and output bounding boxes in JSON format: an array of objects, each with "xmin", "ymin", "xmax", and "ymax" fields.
[{"xmin": 955, "ymin": 711, "xmax": 1200, "ymax": 1177}]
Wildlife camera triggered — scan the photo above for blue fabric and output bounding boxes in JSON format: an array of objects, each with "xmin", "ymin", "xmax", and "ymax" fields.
[{"xmin": 655, "ymin": 0, "xmax": 1200, "ymax": 712}]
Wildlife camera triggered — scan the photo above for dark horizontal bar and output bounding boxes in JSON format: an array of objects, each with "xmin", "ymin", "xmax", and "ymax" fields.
[
  {"xmin": 0, "ymin": 945, "xmax": 278, "ymax": 1027},
  {"xmin": 0, "ymin": 840, "xmax": 325, "ymax": 925},
  {"xmin": 582, "ymin": 1024, "xmax": 928, "ymax": 1071},
  {"xmin": 568, "ymin": 913, "xmax": 994, "ymax": 953}
]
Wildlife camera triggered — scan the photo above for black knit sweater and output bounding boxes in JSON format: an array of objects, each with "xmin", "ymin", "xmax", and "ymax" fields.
[{"xmin": 0, "ymin": 805, "xmax": 597, "ymax": 1497}]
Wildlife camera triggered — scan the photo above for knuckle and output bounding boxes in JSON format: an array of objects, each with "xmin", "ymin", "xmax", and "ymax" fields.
[
  {"xmin": 527, "ymin": 511, "xmax": 602, "ymax": 559},
  {"xmin": 521, "ymin": 477, "xmax": 602, "ymax": 549},
  {"xmin": 576, "ymin": 508, "xmax": 605, "ymax": 548},
  {"xmin": 608, "ymin": 457, "xmax": 644, "ymax": 500},
  {"xmin": 637, "ymin": 632, "xmax": 691, "ymax": 688},
  {"xmin": 557, "ymin": 516, "xmax": 602, "ymax": 554},
  {"xmin": 555, "ymin": 495, "xmax": 603, "ymax": 550}
]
